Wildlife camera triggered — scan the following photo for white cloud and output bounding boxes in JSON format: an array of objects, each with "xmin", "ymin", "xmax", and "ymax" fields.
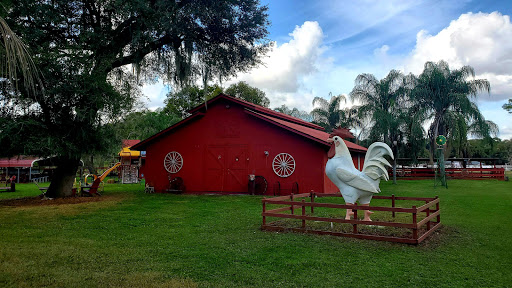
[
  {"xmin": 499, "ymin": 125, "xmax": 512, "ymax": 140},
  {"xmin": 230, "ymin": 21, "xmax": 327, "ymax": 111},
  {"xmin": 141, "ymin": 81, "xmax": 169, "ymax": 111},
  {"xmin": 404, "ymin": 12, "xmax": 512, "ymax": 101},
  {"xmin": 477, "ymin": 101, "xmax": 512, "ymax": 140},
  {"xmin": 320, "ymin": 0, "xmax": 422, "ymax": 44}
]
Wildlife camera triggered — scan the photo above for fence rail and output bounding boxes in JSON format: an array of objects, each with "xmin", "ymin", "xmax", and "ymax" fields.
[
  {"xmin": 262, "ymin": 192, "xmax": 441, "ymax": 244},
  {"xmin": 391, "ymin": 167, "xmax": 505, "ymax": 180},
  {"xmin": 32, "ymin": 176, "xmax": 49, "ymax": 183}
]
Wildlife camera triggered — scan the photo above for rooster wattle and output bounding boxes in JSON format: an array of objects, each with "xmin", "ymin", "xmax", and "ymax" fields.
[{"xmin": 325, "ymin": 131, "xmax": 393, "ymax": 221}]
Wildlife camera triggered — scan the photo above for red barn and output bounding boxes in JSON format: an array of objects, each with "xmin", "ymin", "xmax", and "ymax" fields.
[{"xmin": 131, "ymin": 94, "xmax": 367, "ymax": 194}]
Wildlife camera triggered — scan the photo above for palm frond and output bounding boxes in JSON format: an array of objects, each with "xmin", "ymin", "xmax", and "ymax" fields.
[{"xmin": 0, "ymin": 17, "xmax": 44, "ymax": 97}]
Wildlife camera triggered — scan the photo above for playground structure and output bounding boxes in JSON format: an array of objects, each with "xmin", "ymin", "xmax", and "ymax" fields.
[
  {"xmin": 262, "ymin": 192, "xmax": 441, "ymax": 244},
  {"xmin": 118, "ymin": 140, "xmax": 145, "ymax": 184},
  {"xmin": 81, "ymin": 162, "xmax": 121, "ymax": 196}
]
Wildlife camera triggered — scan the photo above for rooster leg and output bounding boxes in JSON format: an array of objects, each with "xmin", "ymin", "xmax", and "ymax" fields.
[
  {"xmin": 345, "ymin": 203, "xmax": 355, "ymax": 220},
  {"xmin": 361, "ymin": 203, "xmax": 373, "ymax": 221}
]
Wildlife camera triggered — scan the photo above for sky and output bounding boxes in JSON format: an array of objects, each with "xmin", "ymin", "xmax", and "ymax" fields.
[{"xmin": 143, "ymin": 0, "xmax": 512, "ymax": 139}]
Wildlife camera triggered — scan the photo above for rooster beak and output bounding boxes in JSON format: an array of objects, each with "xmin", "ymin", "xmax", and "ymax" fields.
[{"xmin": 326, "ymin": 138, "xmax": 334, "ymax": 143}]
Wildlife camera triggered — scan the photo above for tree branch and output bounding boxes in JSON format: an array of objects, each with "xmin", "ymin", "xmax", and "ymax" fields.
[{"xmin": 108, "ymin": 34, "xmax": 179, "ymax": 71}]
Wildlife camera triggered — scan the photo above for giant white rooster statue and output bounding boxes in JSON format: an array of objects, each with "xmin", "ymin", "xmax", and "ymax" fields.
[{"xmin": 325, "ymin": 128, "xmax": 394, "ymax": 221}]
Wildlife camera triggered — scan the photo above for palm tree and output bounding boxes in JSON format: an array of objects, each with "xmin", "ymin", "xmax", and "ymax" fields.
[
  {"xmin": 400, "ymin": 104, "xmax": 428, "ymax": 164},
  {"xmin": 274, "ymin": 104, "xmax": 313, "ymax": 122},
  {"xmin": 503, "ymin": 99, "xmax": 512, "ymax": 113},
  {"xmin": 310, "ymin": 93, "xmax": 347, "ymax": 133},
  {"xmin": 350, "ymin": 70, "xmax": 409, "ymax": 183},
  {"xmin": 349, "ymin": 70, "xmax": 409, "ymax": 143},
  {"xmin": 411, "ymin": 60, "xmax": 496, "ymax": 186},
  {"xmin": 445, "ymin": 113, "xmax": 498, "ymax": 158}
]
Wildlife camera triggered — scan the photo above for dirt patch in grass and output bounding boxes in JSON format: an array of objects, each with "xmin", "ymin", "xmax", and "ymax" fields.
[{"xmin": 0, "ymin": 195, "xmax": 122, "ymax": 207}]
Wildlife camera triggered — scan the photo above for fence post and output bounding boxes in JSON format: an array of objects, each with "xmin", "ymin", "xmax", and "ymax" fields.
[
  {"xmin": 412, "ymin": 206, "xmax": 418, "ymax": 240},
  {"xmin": 392, "ymin": 194, "xmax": 396, "ymax": 218},
  {"xmin": 262, "ymin": 200, "xmax": 266, "ymax": 226},
  {"xmin": 435, "ymin": 196, "xmax": 440, "ymax": 223},
  {"xmin": 302, "ymin": 199, "xmax": 306, "ymax": 229},
  {"xmin": 290, "ymin": 194, "xmax": 294, "ymax": 215},
  {"xmin": 310, "ymin": 191, "xmax": 315, "ymax": 214},
  {"xmin": 426, "ymin": 203, "xmax": 431, "ymax": 231},
  {"xmin": 352, "ymin": 205, "xmax": 358, "ymax": 234}
]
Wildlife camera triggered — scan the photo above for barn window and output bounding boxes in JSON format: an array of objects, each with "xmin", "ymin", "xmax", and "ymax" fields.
[
  {"xmin": 272, "ymin": 153, "xmax": 295, "ymax": 178},
  {"xmin": 164, "ymin": 151, "xmax": 183, "ymax": 173}
]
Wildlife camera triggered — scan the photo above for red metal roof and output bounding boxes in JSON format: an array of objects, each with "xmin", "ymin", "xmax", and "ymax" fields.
[
  {"xmin": 0, "ymin": 156, "xmax": 41, "ymax": 168},
  {"xmin": 122, "ymin": 139, "xmax": 141, "ymax": 148},
  {"xmin": 245, "ymin": 110, "xmax": 367, "ymax": 153},
  {"xmin": 188, "ymin": 94, "xmax": 324, "ymax": 130}
]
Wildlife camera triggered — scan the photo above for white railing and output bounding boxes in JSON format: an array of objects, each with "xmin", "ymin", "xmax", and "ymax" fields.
[{"xmin": 32, "ymin": 176, "xmax": 49, "ymax": 183}]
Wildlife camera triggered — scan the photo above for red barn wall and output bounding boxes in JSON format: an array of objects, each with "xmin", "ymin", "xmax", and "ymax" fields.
[
  {"xmin": 144, "ymin": 98, "xmax": 333, "ymax": 194},
  {"xmin": 143, "ymin": 98, "xmax": 367, "ymax": 194}
]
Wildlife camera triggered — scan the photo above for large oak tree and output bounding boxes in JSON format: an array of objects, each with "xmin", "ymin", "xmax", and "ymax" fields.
[{"xmin": 0, "ymin": 0, "xmax": 270, "ymax": 197}]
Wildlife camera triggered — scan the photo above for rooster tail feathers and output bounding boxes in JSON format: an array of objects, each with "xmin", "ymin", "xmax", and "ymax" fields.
[
  {"xmin": 365, "ymin": 142, "xmax": 394, "ymax": 161},
  {"xmin": 364, "ymin": 161, "xmax": 389, "ymax": 181},
  {"xmin": 363, "ymin": 142, "xmax": 394, "ymax": 181},
  {"xmin": 374, "ymin": 156, "xmax": 392, "ymax": 168}
]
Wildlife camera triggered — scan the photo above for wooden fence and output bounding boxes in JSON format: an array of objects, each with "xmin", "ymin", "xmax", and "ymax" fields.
[
  {"xmin": 262, "ymin": 192, "xmax": 441, "ymax": 244},
  {"xmin": 392, "ymin": 167, "xmax": 505, "ymax": 180}
]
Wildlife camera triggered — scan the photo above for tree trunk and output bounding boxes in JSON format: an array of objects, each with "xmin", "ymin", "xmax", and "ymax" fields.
[
  {"xmin": 45, "ymin": 157, "xmax": 81, "ymax": 198},
  {"xmin": 393, "ymin": 156, "xmax": 397, "ymax": 184},
  {"xmin": 437, "ymin": 121, "xmax": 447, "ymax": 187},
  {"xmin": 438, "ymin": 147, "xmax": 447, "ymax": 187},
  {"xmin": 83, "ymin": 155, "xmax": 98, "ymax": 175}
]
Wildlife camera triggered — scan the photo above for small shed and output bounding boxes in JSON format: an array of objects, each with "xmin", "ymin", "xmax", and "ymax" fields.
[{"xmin": 132, "ymin": 94, "xmax": 367, "ymax": 194}]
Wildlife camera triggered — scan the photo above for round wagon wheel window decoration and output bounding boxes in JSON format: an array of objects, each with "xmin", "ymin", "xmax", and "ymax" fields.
[
  {"xmin": 272, "ymin": 153, "xmax": 296, "ymax": 178},
  {"xmin": 164, "ymin": 151, "xmax": 183, "ymax": 173}
]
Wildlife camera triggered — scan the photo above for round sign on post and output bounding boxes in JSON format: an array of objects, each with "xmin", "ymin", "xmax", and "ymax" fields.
[{"xmin": 436, "ymin": 135, "xmax": 447, "ymax": 146}]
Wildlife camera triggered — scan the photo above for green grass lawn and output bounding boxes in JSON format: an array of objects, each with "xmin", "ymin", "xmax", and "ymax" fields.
[
  {"xmin": 0, "ymin": 179, "xmax": 511, "ymax": 287},
  {"xmin": 0, "ymin": 181, "xmax": 51, "ymax": 199}
]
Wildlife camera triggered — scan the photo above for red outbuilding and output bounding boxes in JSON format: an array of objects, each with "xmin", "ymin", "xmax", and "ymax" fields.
[{"xmin": 131, "ymin": 94, "xmax": 367, "ymax": 195}]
